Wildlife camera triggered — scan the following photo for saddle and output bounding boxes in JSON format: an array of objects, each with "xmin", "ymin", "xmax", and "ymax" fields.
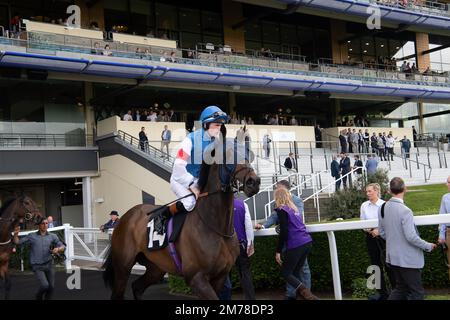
[{"xmin": 147, "ymin": 208, "xmax": 187, "ymax": 251}]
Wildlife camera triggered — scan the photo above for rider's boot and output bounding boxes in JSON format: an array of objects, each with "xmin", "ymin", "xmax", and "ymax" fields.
[{"xmin": 154, "ymin": 201, "xmax": 187, "ymax": 235}]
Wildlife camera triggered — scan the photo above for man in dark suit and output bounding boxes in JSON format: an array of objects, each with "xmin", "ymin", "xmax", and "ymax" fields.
[
  {"xmin": 339, "ymin": 131, "xmax": 348, "ymax": 153},
  {"xmin": 167, "ymin": 109, "xmax": 177, "ymax": 122},
  {"xmin": 331, "ymin": 155, "xmax": 341, "ymax": 190},
  {"xmin": 339, "ymin": 152, "xmax": 351, "ymax": 189},
  {"xmin": 284, "ymin": 152, "xmax": 296, "ymax": 170},
  {"xmin": 400, "ymin": 136, "xmax": 411, "ymax": 159},
  {"xmin": 139, "ymin": 126, "xmax": 148, "ymax": 151},
  {"xmin": 100, "ymin": 211, "xmax": 120, "ymax": 232},
  {"xmin": 284, "ymin": 152, "xmax": 297, "ymax": 185}
]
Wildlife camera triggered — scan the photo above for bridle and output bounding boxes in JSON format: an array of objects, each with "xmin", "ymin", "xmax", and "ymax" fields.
[
  {"xmin": 0, "ymin": 197, "xmax": 40, "ymax": 246},
  {"xmin": 197, "ymin": 161, "xmax": 256, "ymax": 239}
]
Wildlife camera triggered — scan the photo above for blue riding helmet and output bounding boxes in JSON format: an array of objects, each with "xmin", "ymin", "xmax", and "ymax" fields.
[{"xmin": 199, "ymin": 106, "xmax": 230, "ymax": 125}]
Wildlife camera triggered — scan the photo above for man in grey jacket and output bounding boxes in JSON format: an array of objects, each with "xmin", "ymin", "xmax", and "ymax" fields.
[{"xmin": 378, "ymin": 177, "xmax": 437, "ymax": 300}]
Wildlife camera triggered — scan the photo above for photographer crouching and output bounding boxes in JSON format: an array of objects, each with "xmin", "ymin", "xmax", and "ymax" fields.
[{"xmin": 13, "ymin": 217, "xmax": 65, "ymax": 300}]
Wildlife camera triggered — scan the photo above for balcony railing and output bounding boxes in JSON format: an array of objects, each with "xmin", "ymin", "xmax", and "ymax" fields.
[
  {"xmin": 369, "ymin": 0, "xmax": 450, "ymax": 17},
  {"xmin": 0, "ymin": 31, "xmax": 448, "ymax": 88},
  {"xmin": 0, "ymin": 133, "xmax": 94, "ymax": 147}
]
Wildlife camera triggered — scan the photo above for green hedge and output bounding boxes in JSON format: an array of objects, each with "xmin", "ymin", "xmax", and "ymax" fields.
[{"xmin": 169, "ymin": 225, "xmax": 449, "ymax": 294}]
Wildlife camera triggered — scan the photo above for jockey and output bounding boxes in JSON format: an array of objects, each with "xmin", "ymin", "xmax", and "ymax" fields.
[{"xmin": 154, "ymin": 105, "xmax": 230, "ymax": 234}]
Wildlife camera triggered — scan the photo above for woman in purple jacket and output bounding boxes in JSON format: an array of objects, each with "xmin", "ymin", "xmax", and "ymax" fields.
[{"xmin": 274, "ymin": 188, "xmax": 318, "ymax": 300}]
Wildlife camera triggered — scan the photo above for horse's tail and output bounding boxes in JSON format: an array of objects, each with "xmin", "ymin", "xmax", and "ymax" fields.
[{"xmin": 102, "ymin": 246, "xmax": 114, "ymax": 289}]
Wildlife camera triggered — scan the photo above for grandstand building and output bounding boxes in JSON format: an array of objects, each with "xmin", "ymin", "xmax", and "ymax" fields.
[{"xmin": 0, "ymin": 0, "xmax": 448, "ymax": 226}]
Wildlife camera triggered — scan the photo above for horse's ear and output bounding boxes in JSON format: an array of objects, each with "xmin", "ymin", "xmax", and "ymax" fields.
[{"xmin": 220, "ymin": 124, "xmax": 227, "ymax": 140}]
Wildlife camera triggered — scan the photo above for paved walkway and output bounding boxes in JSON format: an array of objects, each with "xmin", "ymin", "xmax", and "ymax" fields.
[{"xmin": 6, "ymin": 269, "xmax": 195, "ymax": 300}]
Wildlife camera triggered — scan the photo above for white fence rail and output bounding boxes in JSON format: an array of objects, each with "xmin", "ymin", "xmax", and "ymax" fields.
[{"xmin": 16, "ymin": 214, "xmax": 450, "ymax": 300}]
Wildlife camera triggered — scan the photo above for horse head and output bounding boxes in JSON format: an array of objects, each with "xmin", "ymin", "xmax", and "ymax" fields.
[
  {"xmin": 202, "ymin": 135, "xmax": 260, "ymax": 197},
  {"xmin": 11, "ymin": 195, "xmax": 42, "ymax": 226}
]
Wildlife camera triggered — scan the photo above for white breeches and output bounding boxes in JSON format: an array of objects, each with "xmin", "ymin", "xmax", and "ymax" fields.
[{"xmin": 170, "ymin": 178, "xmax": 198, "ymax": 212}]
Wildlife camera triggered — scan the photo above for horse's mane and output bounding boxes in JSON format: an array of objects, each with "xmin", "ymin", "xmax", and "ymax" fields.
[
  {"xmin": 0, "ymin": 197, "xmax": 17, "ymax": 217},
  {"xmin": 197, "ymin": 162, "xmax": 210, "ymax": 192}
]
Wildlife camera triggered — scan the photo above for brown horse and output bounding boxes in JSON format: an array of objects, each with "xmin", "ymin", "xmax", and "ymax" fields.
[
  {"xmin": 103, "ymin": 138, "xmax": 260, "ymax": 299},
  {"xmin": 0, "ymin": 195, "xmax": 42, "ymax": 299}
]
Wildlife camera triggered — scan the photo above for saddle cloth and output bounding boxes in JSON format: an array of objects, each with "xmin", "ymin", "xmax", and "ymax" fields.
[{"xmin": 147, "ymin": 210, "xmax": 187, "ymax": 251}]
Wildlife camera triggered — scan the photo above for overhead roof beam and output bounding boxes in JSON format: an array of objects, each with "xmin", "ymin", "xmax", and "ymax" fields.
[
  {"xmin": 232, "ymin": 1, "xmax": 301, "ymax": 30},
  {"xmin": 396, "ymin": 43, "xmax": 450, "ymax": 61},
  {"xmin": 338, "ymin": 24, "xmax": 409, "ymax": 45}
]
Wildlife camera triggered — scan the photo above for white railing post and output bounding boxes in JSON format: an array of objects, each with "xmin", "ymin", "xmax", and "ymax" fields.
[
  {"xmin": 327, "ymin": 231, "xmax": 342, "ymax": 300},
  {"xmin": 63, "ymin": 224, "xmax": 73, "ymax": 270}
]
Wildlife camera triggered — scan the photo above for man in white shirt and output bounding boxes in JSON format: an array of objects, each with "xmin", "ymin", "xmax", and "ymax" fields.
[
  {"xmin": 360, "ymin": 183, "xmax": 394, "ymax": 300},
  {"xmin": 385, "ymin": 134, "xmax": 396, "ymax": 161},
  {"xmin": 123, "ymin": 110, "xmax": 133, "ymax": 121},
  {"xmin": 149, "ymin": 111, "xmax": 157, "ymax": 122}
]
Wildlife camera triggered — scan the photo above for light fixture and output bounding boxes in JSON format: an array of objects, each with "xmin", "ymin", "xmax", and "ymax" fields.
[
  {"xmin": 363, "ymin": 50, "xmax": 367, "ymax": 53},
  {"xmin": 396, "ymin": 46, "xmax": 400, "ymax": 49},
  {"xmin": 60, "ymin": 191, "xmax": 64, "ymax": 194},
  {"xmin": 366, "ymin": 42, "xmax": 369, "ymax": 46},
  {"xmin": 94, "ymin": 198, "xmax": 104, "ymax": 203},
  {"xmin": 349, "ymin": 48, "xmax": 353, "ymax": 51},
  {"xmin": 380, "ymin": 44, "xmax": 384, "ymax": 48},
  {"xmin": 347, "ymin": 40, "xmax": 351, "ymax": 43}
]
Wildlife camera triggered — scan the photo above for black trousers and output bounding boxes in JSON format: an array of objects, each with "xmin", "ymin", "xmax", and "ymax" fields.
[
  {"xmin": 388, "ymin": 266, "xmax": 424, "ymax": 300},
  {"xmin": 281, "ymin": 242, "xmax": 312, "ymax": 290},
  {"xmin": 365, "ymin": 234, "xmax": 395, "ymax": 299},
  {"xmin": 235, "ymin": 245, "xmax": 255, "ymax": 300},
  {"xmin": 334, "ymin": 175, "xmax": 341, "ymax": 190},
  {"xmin": 342, "ymin": 172, "xmax": 352, "ymax": 189}
]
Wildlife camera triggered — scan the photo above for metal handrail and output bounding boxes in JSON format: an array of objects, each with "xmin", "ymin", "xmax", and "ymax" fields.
[
  {"xmin": 303, "ymin": 166, "xmax": 364, "ymax": 222},
  {"xmin": 116, "ymin": 130, "xmax": 175, "ymax": 168},
  {"xmin": 260, "ymin": 169, "xmax": 330, "ymax": 223}
]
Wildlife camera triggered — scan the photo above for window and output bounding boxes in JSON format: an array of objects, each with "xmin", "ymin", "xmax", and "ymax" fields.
[
  {"xmin": 180, "ymin": 32, "xmax": 202, "ymax": 49},
  {"xmin": 280, "ymin": 24, "xmax": 297, "ymax": 44},
  {"xmin": 202, "ymin": 11, "xmax": 222, "ymax": 36},
  {"xmin": 261, "ymin": 22, "xmax": 279, "ymax": 44},
  {"xmin": 245, "ymin": 22, "xmax": 261, "ymax": 42},
  {"xmin": 155, "ymin": 3, "xmax": 178, "ymax": 30},
  {"xmin": 179, "ymin": 8, "xmax": 200, "ymax": 33}
]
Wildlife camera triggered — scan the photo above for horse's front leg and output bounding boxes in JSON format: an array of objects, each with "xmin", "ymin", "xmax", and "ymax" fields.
[{"xmin": 188, "ymin": 272, "xmax": 218, "ymax": 300}]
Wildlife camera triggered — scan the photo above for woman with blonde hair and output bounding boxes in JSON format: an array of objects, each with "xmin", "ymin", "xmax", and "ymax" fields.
[{"xmin": 274, "ymin": 188, "xmax": 318, "ymax": 300}]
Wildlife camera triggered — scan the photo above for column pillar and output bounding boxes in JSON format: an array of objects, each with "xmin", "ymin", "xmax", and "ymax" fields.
[
  {"xmin": 331, "ymin": 99, "xmax": 341, "ymax": 127},
  {"xmin": 415, "ymin": 32, "xmax": 430, "ymax": 73},
  {"xmin": 82, "ymin": 177, "xmax": 93, "ymax": 229},
  {"xmin": 228, "ymin": 92, "xmax": 237, "ymax": 118},
  {"xmin": 417, "ymin": 102, "xmax": 425, "ymax": 134},
  {"xmin": 330, "ymin": 20, "xmax": 347, "ymax": 64},
  {"xmin": 84, "ymin": 82, "xmax": 96, "ymax": 139},
  {"xmin": 222, "ymin": 0, "xmax": 246, "ymax": 54}
]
